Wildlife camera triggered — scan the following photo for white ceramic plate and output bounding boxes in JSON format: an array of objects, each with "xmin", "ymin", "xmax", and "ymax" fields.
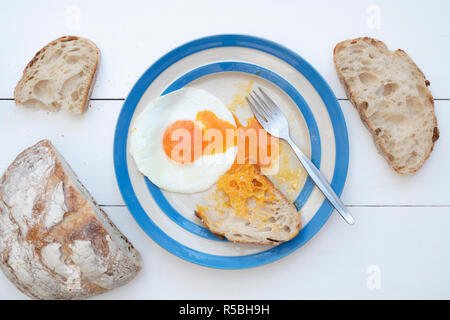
[{"xmin": 114, "ymin": 35, "xmax": 349, "ymax": 269}]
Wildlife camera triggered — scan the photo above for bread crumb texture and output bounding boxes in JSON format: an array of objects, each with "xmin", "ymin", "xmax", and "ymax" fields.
[
  {"xmin": 334, "ymin": 37, "xmax": 439, "ymax": 174},
  {"xmin": 14, "ymin": 36, "xmax": 99, "ymax": 115}
]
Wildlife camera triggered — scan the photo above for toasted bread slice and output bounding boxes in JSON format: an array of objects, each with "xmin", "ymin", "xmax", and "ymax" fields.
[
  {"xmin": 334, "ymin": 37, "xmax": 439, "ymax": 174},
  {"xmin": 195, "ymin": 164, "xmax": 301, "ymax": 245},
  {"xmin": 14, "ymin": 36, "xmax": 99, "ymax": 114}
]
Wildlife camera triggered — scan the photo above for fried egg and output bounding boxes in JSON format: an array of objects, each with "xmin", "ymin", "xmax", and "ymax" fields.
[{"xmin": 129, "ymin": 87, "xmax": 238, "ymax": 193}]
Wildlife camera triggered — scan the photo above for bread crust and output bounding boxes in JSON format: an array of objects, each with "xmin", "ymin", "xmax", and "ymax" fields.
[
  {"xmin": 195, "ymin": 164, "xmax": 301, "ymax": 245},
  {"xmin": 0, "ymin": 140, "xmax": 141, "ymax": 299},
  {"xmin": 333, "ymin": 37, "xmax": 439, "ymax": 174},
  {"xmin": 14, "ymin": 36, "xmax": 99, "ymax": 114}
]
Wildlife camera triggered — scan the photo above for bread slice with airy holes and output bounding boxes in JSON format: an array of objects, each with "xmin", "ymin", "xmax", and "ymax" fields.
[
  {"xmin": 334, "ymin": 37, "xmax": 439, "ymax": 174},
  {"xmin": 195, "ymin": 164, "xmax": 301, "ymax": 245},
  {"xmin": 14, "ymin": 36, "xmax": 99, "ymax": 114}
]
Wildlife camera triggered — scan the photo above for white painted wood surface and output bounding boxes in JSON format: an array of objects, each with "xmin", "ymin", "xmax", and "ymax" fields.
[{"xmin": 0, "ymin": 0, "xmax": 449, "ymax": 299}]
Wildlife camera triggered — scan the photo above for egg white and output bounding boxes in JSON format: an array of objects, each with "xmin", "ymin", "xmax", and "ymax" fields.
[{"xmin": 129, "ymin": 87, "xmax": 238, "ymax": 193}]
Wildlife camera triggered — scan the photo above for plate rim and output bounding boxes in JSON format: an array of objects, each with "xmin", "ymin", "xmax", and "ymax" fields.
[{"xmin": 113, "ymin": 34, "xmax": 349, "ymax": 269}]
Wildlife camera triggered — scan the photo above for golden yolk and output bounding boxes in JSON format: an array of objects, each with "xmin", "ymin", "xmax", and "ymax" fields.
[
  {"xmin": 163, "ymin": 120, "xmax": 201, "ymax": 164},
  {"xmin": 197, "ymin": 163, "xmax": 277, "ymax": 218},
  {"xmin": 162, "ymin": 110, "xmax": 236, "ymax": 164},
  {"xmin": 196, "ymin": 110, "xmax": 237, "ymax": 156},
  {"xmin": 233, "ymin": 115, "xmax": 279, "ymax": 168},
  {"xmin": 162, "ymin": 109, "xmax": 278, "ymax": 167}
]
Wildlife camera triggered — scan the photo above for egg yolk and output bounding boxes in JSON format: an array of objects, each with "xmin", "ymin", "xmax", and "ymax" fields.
[
  {"xmin": 234, "ymin": 115, "xmax": 279, "ymax": 168},
  {"xmin": 197, "ymin": 163, "xmax": 277, "ymax": 218},
  {"xmin": 163, "ymin": 111, "xmax": 236, "ymax": 164},
  {"xmin": 163, "ymin": 110, "xmax": 278, "ymax": 167}
]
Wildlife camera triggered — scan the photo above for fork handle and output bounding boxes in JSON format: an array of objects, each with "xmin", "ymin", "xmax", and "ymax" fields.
[{"xmin": 285, "ymin": 137, "xmax": 355, "ymax": 225}]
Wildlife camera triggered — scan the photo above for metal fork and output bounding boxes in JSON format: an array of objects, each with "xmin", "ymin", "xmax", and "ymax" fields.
[{"xmin": 246, "ymin": 87, "xmax": 355, "ymax": 225}]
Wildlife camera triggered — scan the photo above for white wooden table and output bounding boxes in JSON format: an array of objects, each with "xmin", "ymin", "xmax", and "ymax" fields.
[{"xmin": 1, "ymin": 0, "xmax": 449, "ymax": 299}]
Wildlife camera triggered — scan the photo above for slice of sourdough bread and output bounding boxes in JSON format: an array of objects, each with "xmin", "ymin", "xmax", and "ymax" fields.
[
  {"xmin": 14, "ymin": 36, "xmax": 99, "ymax": 114},
  {"xmin": 0, "ymin": 140, "xmax": 142, "ymax": 299},
  {"xmin": 334, "ymin": 37, "xmax": 439, "ymax": 174},
  {"xmin": 195, "ymin": 164, "xmax": 301, "ymax": 245}
]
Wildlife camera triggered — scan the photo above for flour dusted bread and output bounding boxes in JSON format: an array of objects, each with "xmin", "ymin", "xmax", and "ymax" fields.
[
  {"xmin": 0, "ymin": 140, "xmax": 142, "ymax": 299},
  {"xmin": 195, "ymin": 164, "xmax": 300, "ymax": 245},
  {"xmin": 14, "ymin": 36, "xmax": 99, "ymax": 114},
  {"xmin": 334, "ymin": 37, "xmax": 439, "ymax": 174}
]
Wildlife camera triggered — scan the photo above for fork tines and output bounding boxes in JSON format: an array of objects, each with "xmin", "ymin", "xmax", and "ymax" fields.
[{"xmin": 246, "ymin": 87, "xmax": 279, "ymax": 123}]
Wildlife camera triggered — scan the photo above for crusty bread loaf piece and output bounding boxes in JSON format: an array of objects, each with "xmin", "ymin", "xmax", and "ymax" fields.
[
  {"xmin": 334, "ymin": 37, "xmax": 439, "ymax": 174},
  {"xmin": 0, "ymin": 140, "xmax": 142, "ymax": 300},
  {"xmin": 14, "ymin": 36, "xmax": 99, "ymax": 114},
  {"xmin": 195, "ymin": 164, "xmax": 300, "ymax": 245}
]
